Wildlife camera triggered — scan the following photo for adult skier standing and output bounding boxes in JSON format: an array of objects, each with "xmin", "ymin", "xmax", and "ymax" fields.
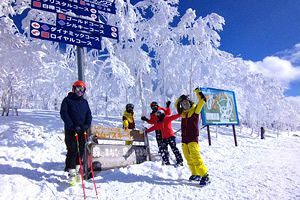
[
  {"xmin": 175, "ymin": 87, "xmax": 210, "ymax": 186},
  {"xmin": 60, "ymin": 80, "xmax": 92, "ymax": 185}
]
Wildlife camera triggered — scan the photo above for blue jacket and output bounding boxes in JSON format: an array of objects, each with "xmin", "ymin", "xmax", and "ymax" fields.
[{"xmin": 60, "ymin": 92, "xmax": 92, "ymax": 131}]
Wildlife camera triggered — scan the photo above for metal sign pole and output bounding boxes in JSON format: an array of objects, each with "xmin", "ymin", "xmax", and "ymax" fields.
[
  {"xmin": 207, "ymin": 125, "xmax": 211, "ymax": 146},
  {"xmin": 232, "ymin": 125, "xmax": 238, "ymax": 146},
  {"xmin": 77, "ymin": 46, "xmax": 84, "ymax": 81}
]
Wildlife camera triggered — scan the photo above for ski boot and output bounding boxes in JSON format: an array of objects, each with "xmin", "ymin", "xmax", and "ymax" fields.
[
  {"xmin": 75, "ymin": 165, "xmax": 81, "ymax": 182},
  {"xmin": 68, "ymin": 169, "xmax": 77, "ymax": 186},
  {"xmin": 199, "ymin": 174, "xmax": 210, "ymax": 187},
  {"xmin": 189, "ymin": 175, "xmax": 201, "ymax": 181}
]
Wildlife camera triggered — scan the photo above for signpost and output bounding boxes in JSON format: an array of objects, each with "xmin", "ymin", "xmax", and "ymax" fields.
[
  {"xmin": 90, "ymin": 126, "xmax": 151, "ymax": 170},
  {"xmin": 56, "ymin": 13, "xmax": 119, "ymax": 40},
  {"xmin": 200, "ymin": 87, "xmax": 239, "ymax": 146},
  {"xmin": 30, "ymin": 21, "xmax": 101, "ymax": 49},
  {"xmin": 31, "ymin": 0, "xmax": 116, "ymax": 20},
  {"xmin": 30, "ymin": 0, "xmax": 118, "ymax": 81}
]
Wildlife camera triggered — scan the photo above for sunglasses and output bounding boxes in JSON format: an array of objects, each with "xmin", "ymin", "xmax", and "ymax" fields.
[{"xmin": 75, "ymin": 86, "xmax": 85, "ymax": 92}]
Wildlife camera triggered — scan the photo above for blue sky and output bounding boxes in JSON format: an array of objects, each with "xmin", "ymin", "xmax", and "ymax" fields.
[{"xmin": 178, "ymin": 0, "xmax": 300, "ymax": 97}]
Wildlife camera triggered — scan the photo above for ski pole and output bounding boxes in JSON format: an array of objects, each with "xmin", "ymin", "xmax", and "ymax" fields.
[
  {"xmin": 75, "ymin": 133, "xmax": 86, "ymax": 200},
  {"xmin": 84, "ymin": 132, "xmax": 99, "ymax": 199},
  {"xmin": 200, "ymin": 125, "xmax": 207, "ymax": 130},
  {"xmin": 174, "ymin": 128, "xmax": 181, "ymax": 135}
]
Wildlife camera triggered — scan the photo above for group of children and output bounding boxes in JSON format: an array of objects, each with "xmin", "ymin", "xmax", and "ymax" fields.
[
  {"xmin": 122, "ymin": 88, "xmax": 210, "ymax": 186},
  {"xmin": 60, "ymin": 81, "xmax": 210, "ymax": 186}
]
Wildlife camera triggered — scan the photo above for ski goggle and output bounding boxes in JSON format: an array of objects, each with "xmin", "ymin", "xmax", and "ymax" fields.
[
  {"xmin": 75, "ymin": 86, "xmax": 85, "ymax": 92},
  {"xmin": 151, "ymin": 105, "xmax": 158, "ymax": 110}
]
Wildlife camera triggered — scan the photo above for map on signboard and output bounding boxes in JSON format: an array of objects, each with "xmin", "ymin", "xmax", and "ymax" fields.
[{"xmin": 200, "ymin": 87, "xmax": 239, "ymax": 125}]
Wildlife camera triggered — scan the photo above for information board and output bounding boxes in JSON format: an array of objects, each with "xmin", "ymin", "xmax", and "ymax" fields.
[{"xmin": 200, "ymin": 87, "xmax": 239, "ymax": 126}]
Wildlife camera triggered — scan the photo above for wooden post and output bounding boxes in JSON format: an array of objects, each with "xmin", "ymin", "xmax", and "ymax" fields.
[
  {"xmin": 207, "ymin": 125, "xmax": 211, "ymax": 146},
  {"xmin": 143, "ymin": 131, "xmax": 151, "ymax": 161},
  {"xmin": 260, "ymin": 127, "xmax": 265, "ymax": 139},
  {"xmin": 232, "ymin": 125, "xmax": 238, "ymax": 146}
]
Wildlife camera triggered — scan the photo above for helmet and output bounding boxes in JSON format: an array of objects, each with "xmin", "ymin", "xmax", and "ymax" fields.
[
  {"xmin": 150, "ymin": 101, "xmax": 158, "ymax": 108},
  {"xmin": 72, "ymin": 80, "xmax": 86, "ymax": 96},
  {"xmin": 150, "ymin": 101, "xmax": 158, "ymax": 112},
  {"xmin": 73, "ymin": 80, "xmax": 86, "ymax": 88},
  {"xmin": 126, "ymin": 103, "xmax": 134, "ymax": 110},
  {"xmin": 155, "ymin": 110, "xmax": 165, "ymax": 121},
  {"xmin": 179, "ymin": 94, "xmax": 189, "ymax": 101}
]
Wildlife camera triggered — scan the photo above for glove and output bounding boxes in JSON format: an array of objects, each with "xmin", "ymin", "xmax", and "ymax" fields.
[
  {"xmin": 194, "ymin": 87, "xmax": 200, "ymax": 92},
  {"xmin": 199, "ymin": 91, "xmax": 207, "ymax": 102},
  {"xmin": 142, "ymin": 127, "xmax": 147, "ymax": 132},
  {"xmin": 141, "ymin": 116, "xmax": 149, "ymax": 121},
  {"xmin": 166, "ymin": 100, "xmax": 171, "ymax": 108},
  {"xmin": 88, "ymin": 135, "xmax": 94, "ymax": 142},
  {"xmin": 89, "ymin": 135, "xmax": 98, "ymax": 143},
  {"xmin": 82, "ymin": 124, "xmax": 89, "ymax": 131},
  {"xmin": 74, "ymin": 126, "xmax": 82, "ymax": 133}
]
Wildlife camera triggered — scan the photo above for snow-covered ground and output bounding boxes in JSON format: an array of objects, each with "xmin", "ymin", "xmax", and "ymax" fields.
[{"xmin": 0, "ymin": 110, "xmax": 299, "ymax": 200}]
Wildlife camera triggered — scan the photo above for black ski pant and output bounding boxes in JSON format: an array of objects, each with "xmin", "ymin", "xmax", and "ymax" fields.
[
  {"xmin": 156, "ymin": 130, "xmax": 168, "ymax": 155},
  {"xmin": 64, "ymin": 131, "xmax": 86, "ymax": 171},
  {"xmin": 161, "ymin": 136, "xmax": 183, "ymax": 165}
]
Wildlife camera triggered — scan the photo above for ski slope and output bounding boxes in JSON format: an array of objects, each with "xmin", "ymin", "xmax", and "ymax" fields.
[{"xmin": 0, "ymin": 110, "xmax": 299, "ymax": 200}]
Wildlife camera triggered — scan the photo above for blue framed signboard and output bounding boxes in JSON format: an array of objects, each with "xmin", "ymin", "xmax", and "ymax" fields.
[{"xmin": 200, "ymin": 87, "xmax": 239, "ymax": 126}]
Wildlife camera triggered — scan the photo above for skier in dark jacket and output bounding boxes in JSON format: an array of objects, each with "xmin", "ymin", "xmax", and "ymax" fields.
[
  {"xmin": 141, "ymin": 101, "xmax": 171, "ymax": 157},
  {"xmin": 60, "ymin": 80, "xmax": 92, "ymax": 185}
]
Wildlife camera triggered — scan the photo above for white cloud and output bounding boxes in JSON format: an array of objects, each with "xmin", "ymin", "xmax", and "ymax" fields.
[
  {"xmin": 246, "ymin": 56, "xmax": 300, "ymax": 83},
  {"xmin": 275, "ymin": 43, "xmax": 300, "ymax": 65}
]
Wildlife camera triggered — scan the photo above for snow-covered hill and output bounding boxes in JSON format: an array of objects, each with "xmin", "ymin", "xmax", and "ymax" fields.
[{"xmin": 0, "ymin": 110, "xmax": 299, "ymax": 200}]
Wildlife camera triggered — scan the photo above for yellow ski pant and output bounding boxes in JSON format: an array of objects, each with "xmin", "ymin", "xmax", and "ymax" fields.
[{"xmin": 182, "ymin": 142, "xmax": 208, "ymax": 177}]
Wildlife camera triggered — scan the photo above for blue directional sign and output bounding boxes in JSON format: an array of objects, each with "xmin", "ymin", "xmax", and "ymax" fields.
[
  {"xmin": 30, "ymin": 20, "xmax": 101, "ymax": 49},
  {"xmin": 78, "ymin": 0, "xmax": 116, "ymax": 14},
  {"xmin": 56, "ymin": 13, "xmax": 119, "ymax": 40},
  {"xmin": 31, "ymin": 0, "xmax": 116, "ymax": 21}
]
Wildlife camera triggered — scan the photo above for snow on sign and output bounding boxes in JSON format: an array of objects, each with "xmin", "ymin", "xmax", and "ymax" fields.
[
  {"xmin": 200, "ymin": 87, "xmax": 239, "ymax": 126},
  {"xmin": 31, "ymin": 0, "xmax": 116, "ymax": 21},
  {"xmin": 30, "ymin": 20, "xmax": 101, "ymax": 49},
  {"xmin": 56, "ymin": 13, "xmax": 119, "ymax": 40}
]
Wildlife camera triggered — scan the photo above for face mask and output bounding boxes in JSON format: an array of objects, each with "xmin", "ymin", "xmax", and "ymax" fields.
[{"xmin": 151, "ymin": 106, "xmax": 158, "ymax": 112}]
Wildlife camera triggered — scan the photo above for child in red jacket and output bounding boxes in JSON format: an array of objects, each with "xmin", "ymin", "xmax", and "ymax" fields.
[
  {"xmin": 145, "ymin": 107, "xmax": 183, "ymax": 166},
  {"xmin": 141, "ymin": 101, "xmax": 171, "ymax": 158}
]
